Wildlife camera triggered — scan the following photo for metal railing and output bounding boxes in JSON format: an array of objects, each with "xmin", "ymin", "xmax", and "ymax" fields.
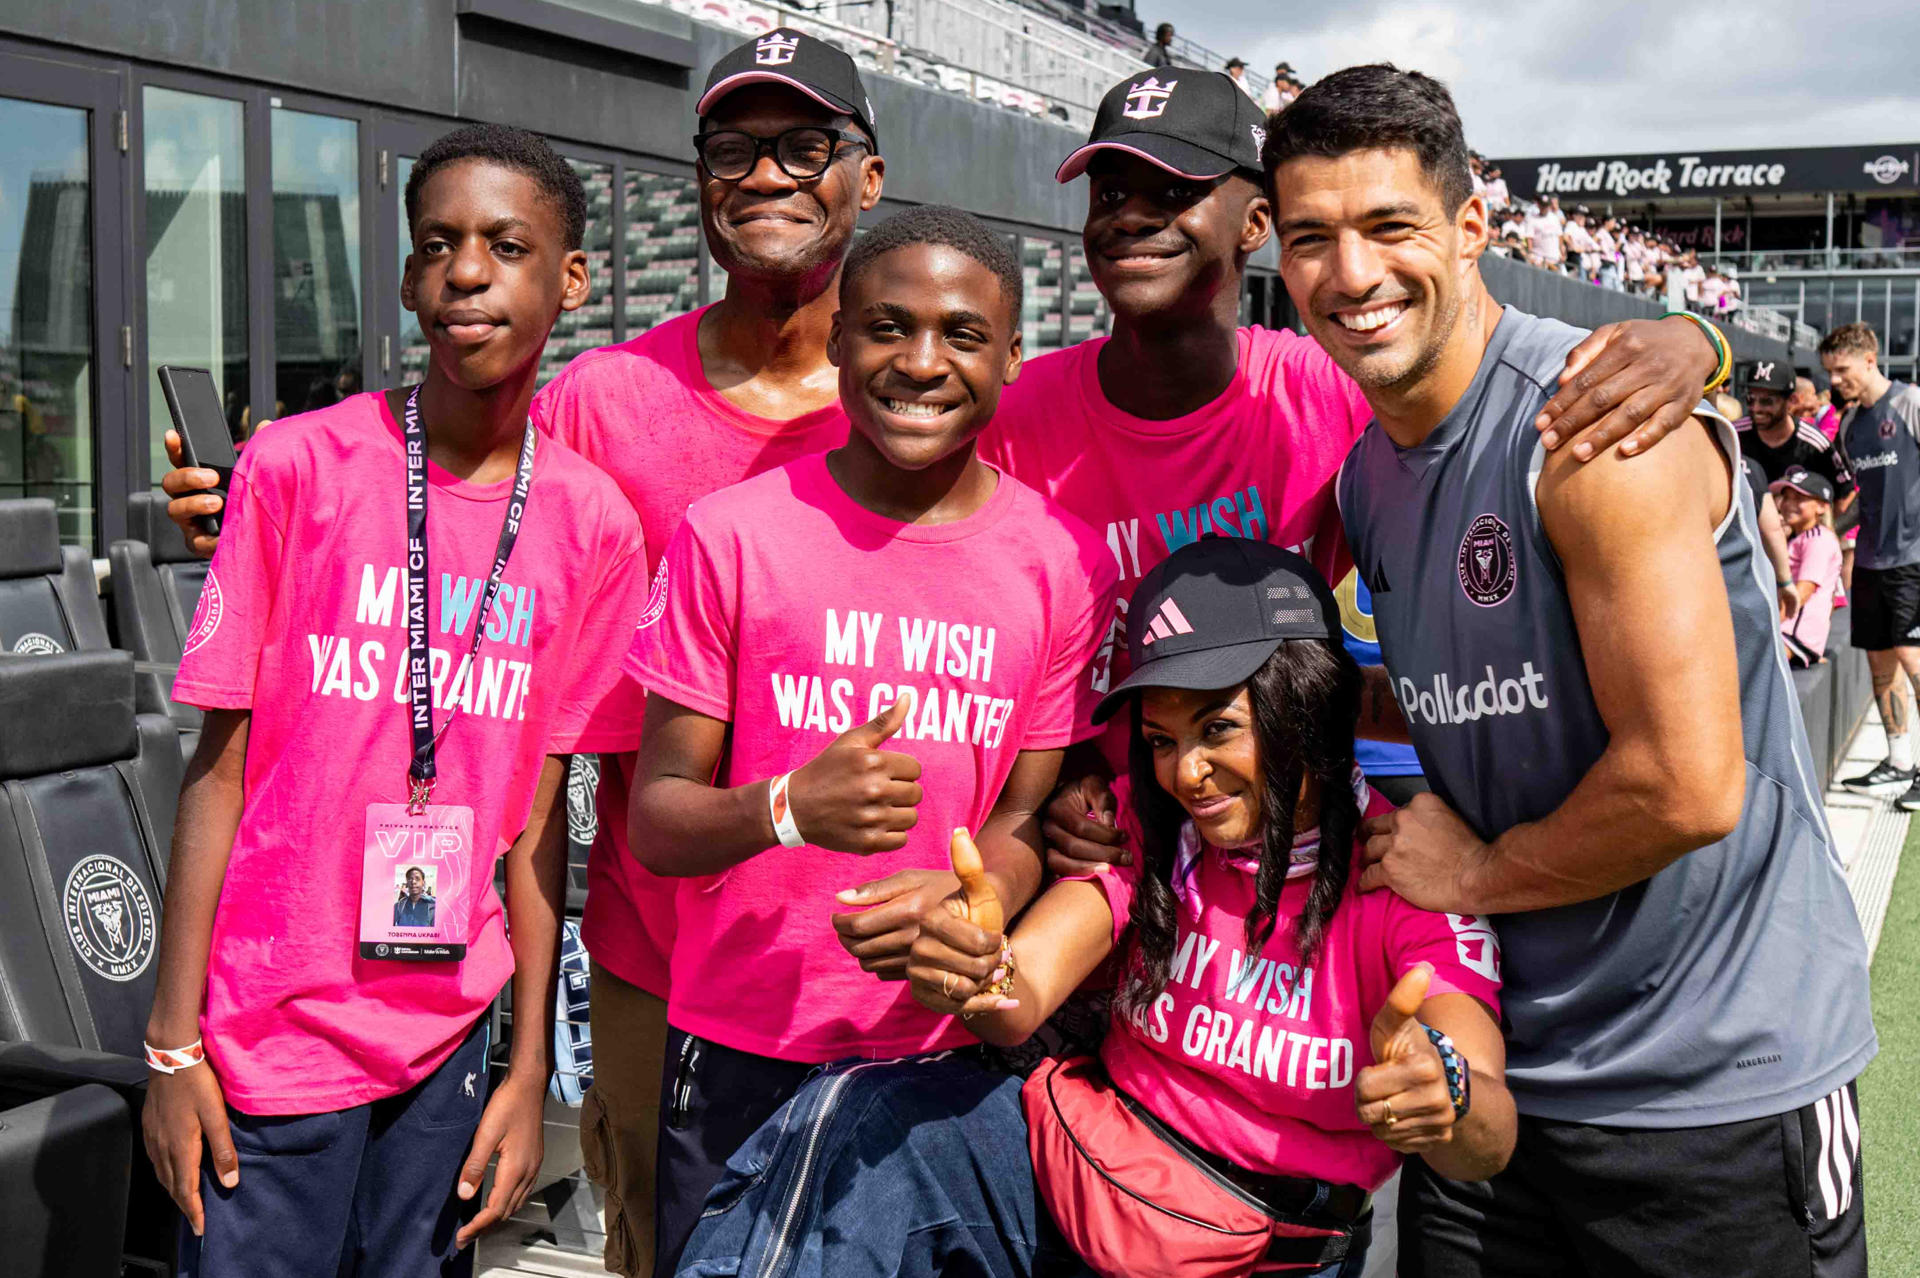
[{"xmin": 1706, "ymin": 246, "xmax": 1920, "ymax": 275}]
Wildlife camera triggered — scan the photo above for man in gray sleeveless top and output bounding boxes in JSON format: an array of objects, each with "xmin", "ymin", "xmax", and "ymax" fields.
[
  {"xmin": 1825, "ymin": 321, "xmax": 1920, "ymax": 811},
  {"xmin": 1269, "ymin": 67, "xmax": 1874, "ymax": 1277}
]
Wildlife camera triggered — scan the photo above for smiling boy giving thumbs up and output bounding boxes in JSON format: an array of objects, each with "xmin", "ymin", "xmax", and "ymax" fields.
[{"xmin": 621, "ymin": 207, "xmax": 1119, "ymax": 1270}]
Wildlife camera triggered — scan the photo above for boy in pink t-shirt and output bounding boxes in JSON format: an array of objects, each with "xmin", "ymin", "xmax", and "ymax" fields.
[
  {"xmin": 143, "ymin": 126, "xmax": 647, "ymax": 1274},
  {"xmin": 624, "ymin": 207, "xmax": 1118, "ymax": 1270}
]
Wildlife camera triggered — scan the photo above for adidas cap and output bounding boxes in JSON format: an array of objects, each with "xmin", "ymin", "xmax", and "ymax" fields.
[
  {"xmin": 1056, "ymin": 70, "xmax": 1268, "ymax": 184},
  {"xmin": 696, "ymin": 28, "xmax": 879, "ymax": 150},
  {"xmin": 1091, "ymin": 537, "xmax": 1341, "ymax": 725}
]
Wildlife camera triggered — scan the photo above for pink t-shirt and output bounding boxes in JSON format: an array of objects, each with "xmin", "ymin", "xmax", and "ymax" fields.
[
  {"xmin": 624, "ymin": 454, "xmax": 1119, "ymax": 1061},
  {"xmin": 981, "ymin": 327, "xmax": 1370, "ymax": 768},
  {"xmin": 174, "ymin": 392, "xmax": 647, "ymax": 1114},
  {"xmin": 531, "ymin": 306, "xmax": 853, "ymax": 996},
  {"xmin": 1785, "ymin": 523, "xmax": 1843, "ymax": 656},
  {"xmin": 1089, "ymin": 780, "xmax": 1502, "ymax": 1191}
]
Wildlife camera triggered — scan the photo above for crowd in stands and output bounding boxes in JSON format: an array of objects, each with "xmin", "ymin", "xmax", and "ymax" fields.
[{"xmin": 1472, "ymin": 156, "xmax": 1746, "ymax": 313}]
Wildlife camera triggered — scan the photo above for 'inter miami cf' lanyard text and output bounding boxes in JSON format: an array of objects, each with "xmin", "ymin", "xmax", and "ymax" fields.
[{"xmin": 402, "ymin": 384, "xmax": 537, "ymax": 812}]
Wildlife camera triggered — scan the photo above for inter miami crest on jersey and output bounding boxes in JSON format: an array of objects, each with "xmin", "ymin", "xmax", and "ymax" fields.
[{"xmin": 1458, "ymin": 512, "xmax": 1516, "ymax": 607}]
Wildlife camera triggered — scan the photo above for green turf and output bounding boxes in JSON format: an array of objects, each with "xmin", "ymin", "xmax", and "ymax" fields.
[{"xmin": 1862, "ymin": 822, "xmax": 1920, "ymax": 1271}]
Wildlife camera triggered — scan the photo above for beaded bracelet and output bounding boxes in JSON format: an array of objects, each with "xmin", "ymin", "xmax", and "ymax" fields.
[
  {"xmin": 1424, "ymin": 1025, "xmax": 1471, "ymax": 1120},
  {"xmin": 984, "ymin": 935, "xmax": 1017, "ymax": 999},
  {"xmin": 1661, "ymin": 310, "xmax": 1733, "ymax": 395}
]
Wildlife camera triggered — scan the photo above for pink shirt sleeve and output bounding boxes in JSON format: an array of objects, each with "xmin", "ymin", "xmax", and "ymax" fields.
[
  {"xmin": 622, "ymin": 508, "xmax": 738, "ymax": 722},
  {"xmin": 173, "ymin": 446, "xmax": 287, "ymax": 710},
  {"xmin": 1381, "ymin": 895, "xmax": 1504, "ymax": 1015},
  {"xmin": 1792, "ymin": 530, "xmax": 1842, "ymax": 589},
  {"xmin": 1025, "ymin": 540, "xmax": 1122, "ymax": 749},
  {"xmin": 547, "ymin": 519, "xmax": 649, "ymax": 754}
]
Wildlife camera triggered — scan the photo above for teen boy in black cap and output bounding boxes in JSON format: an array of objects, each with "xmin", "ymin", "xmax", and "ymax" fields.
[{"xmin": 967, "ymin": 68, "xmax": 1732, "ymax": 884}]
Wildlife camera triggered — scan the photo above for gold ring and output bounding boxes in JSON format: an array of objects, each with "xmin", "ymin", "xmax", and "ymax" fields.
[
  {"xmin": 942, "ymin": 973, "xmax": 956, "ymax": 999},
  {"xmin": 1383, "ymin": 1101, "xmax": 1397, "ymax": 1128}
]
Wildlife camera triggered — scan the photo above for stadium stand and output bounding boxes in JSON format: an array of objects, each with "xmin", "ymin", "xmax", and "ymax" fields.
[{"xmin": 0, "ymin": 1078, "xmax": 133, "ymax": 1278}]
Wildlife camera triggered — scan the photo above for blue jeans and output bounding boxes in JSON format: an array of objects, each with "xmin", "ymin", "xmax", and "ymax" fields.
[{"xmin": 675, "ymin": 1054, "xmax": 1366, "ymax": 1278}]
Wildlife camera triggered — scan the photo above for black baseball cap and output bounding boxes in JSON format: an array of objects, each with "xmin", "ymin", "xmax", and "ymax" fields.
[
  {"xmin": 1056, "ymin": 70, "xmax": 1268, "ymax": 183},
  {"xmin": 1225, "ymin": 57, "xmax": 1246, "ymax": 69},
  {"xmin": 1771, "ymin": 467, "xmax": 1835, "ymax": 503},
  {"xmin": 1743, "ymin": 358, "xmax": 1794, "ymax": 394},
  {"xmin": 1091, "ymin": 538, "xmax": 1340, "ymax": 725},
  {"xmin": 696, "ymin": 28, "xmax": 878, "ymax": 150}
]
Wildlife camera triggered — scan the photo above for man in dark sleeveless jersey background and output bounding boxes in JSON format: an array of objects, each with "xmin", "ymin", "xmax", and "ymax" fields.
[{"xmin": 1268, "ymin": 65, "xmax": 1875, "ymax": 1278}]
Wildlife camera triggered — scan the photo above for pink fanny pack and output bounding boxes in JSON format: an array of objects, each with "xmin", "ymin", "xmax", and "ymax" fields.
[{"xmin": 1022, "ymin": 1056, "xmax": 1366, "ymax": 1277}]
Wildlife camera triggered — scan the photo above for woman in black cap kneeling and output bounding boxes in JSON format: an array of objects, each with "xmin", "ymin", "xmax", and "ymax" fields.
[{"xmin": 672, "ymin": 540, "xmax": 1516, "ymax": 1278}]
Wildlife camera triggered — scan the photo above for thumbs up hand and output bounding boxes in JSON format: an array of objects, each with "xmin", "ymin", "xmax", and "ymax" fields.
[
  {"xmin": 1354, "ymin": 963, "xmax": 1456, "ymax": 1153},
  {"xmin": 946, "ymin": 826, "xmax": 1004, "ymax": 934},
  {"xmin": 905, "ymin": 829, "xmax": 1018, "ymax": 1019},
  {"xmin": 786, "ymin": 700, "xmax": 924, "ymax": 854}
]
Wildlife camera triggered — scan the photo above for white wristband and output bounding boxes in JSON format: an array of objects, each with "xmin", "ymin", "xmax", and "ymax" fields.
[
  {"xmin": 144, "ymin": 1038, "xmax": 206, "ymax": 1074},
  {"xmin": 768, "ymin": 772, "xmax": 805, "ymax": 848}
]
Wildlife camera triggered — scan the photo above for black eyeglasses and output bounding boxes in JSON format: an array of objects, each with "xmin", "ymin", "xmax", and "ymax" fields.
[{"xmin": 692, "ymin": 127, "xmax": 867, "ymax": 181}]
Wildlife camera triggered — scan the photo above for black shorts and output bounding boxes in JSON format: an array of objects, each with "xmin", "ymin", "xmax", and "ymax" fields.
[
  {"xmin": 1397, "ymin": 1081, "xmax": 1866, "ymax": 1278},
  {"xmin": 1850, "ymin": 562, "xmax": 1920, "ymax": 650}
]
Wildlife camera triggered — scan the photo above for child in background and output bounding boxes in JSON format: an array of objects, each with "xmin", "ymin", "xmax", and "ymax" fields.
[
  {"xmin": 142, "ymin": 124, "xmax": 647, "ymax": 1276},
  {"xmin": 1773, "ymin": 466, "xmax": 1842, "ymax": 667}
]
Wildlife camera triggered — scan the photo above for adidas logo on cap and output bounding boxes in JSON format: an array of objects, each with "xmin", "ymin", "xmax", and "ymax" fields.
[{"xmin": 1140, "ymin": 596, "xmax": 1195, "ymax": 645}]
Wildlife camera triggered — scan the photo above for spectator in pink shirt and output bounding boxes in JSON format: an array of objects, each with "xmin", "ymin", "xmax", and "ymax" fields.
[{"xmin": 1773, "ymin": 468, "xmax": 1843, "ymax": 666}]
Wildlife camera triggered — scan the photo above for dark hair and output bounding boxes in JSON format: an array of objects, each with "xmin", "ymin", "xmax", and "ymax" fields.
[
  {"xmin": 404, "ymin": 122, "xmax": 587, "ymax": 252},
  {"xmin": 1261, "ymin": 63, "xmax": 1472, "ymax": 215},
  {"xmin": 840, "ymin": 205, "xmax": 1023, "ymax": 319},
  {"xmin": 1114, "ymin": 638, "xmax": 1364, "ymax": 1021}
]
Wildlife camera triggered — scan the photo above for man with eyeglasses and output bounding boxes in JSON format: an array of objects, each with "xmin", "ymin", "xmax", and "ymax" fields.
[{"xmin": 533, "ymin": 31, "xmax": 884, "ymax": 1277}]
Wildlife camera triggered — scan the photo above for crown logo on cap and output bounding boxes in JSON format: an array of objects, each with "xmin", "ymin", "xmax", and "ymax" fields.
[
  {"xmin": 1123, "ymin": 77, "xmax": 1178, "ymax": 120},
  {"xmin": 755, "ymin": 32, "xmax": 799, "ymax": 65}
]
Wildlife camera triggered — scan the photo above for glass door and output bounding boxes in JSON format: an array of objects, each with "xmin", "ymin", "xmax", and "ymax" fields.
[{"xmin": 0, "ymin": 52, "xmax": 131, "ymax": 552}]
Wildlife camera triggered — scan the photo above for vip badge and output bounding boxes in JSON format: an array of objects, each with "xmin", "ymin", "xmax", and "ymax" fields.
[
  {"xmin": 1123, "ymin": 77, "xmax": 1177, "ymax": 120},
  {"xmin": 62, "ymin": 855, "xmax": 158, "ymax": 982},
  {"xmin": 1457, "ymin": 513, "xmax": 1517, "ymax": 608}
]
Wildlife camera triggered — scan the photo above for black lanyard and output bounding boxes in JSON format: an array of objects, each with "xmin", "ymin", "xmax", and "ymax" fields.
[{"xmin": 403, "ymin": 384, "xmax": 537, "ymax": 810}]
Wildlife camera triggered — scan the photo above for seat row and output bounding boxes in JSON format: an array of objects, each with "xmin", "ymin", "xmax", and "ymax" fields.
[{"xmin": 0, "ymin": 493, "xmax": 213, "ymax": 1277}]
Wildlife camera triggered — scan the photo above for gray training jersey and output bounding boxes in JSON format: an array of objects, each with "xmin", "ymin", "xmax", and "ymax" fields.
[
  {"xmin": 1840, "ymin": 380, "xmax": 1920, "ymax": 569},
  {"xmin": 1337, "ymin": 306, "xmax": 1876, "ymax": 1128}
]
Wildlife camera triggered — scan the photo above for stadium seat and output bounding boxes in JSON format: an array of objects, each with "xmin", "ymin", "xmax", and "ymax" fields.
[
  {"xmin": 109, "ymin": 491, "xmax": 210, "ymax": 754},
  {"xmin": 0, "ymin": 650, "xmax": 187, "ymax": 1274},
  {"xmin": 0, "ymin": 498, "xmax": 111, "ymax": 658},
  {"xmin": 0, "ymin": 650, "xmax": 180, "ymax": 1053},
  {"xmin": 0, "ymin": 1077, "xmax": 133, "ymax": 1278}
]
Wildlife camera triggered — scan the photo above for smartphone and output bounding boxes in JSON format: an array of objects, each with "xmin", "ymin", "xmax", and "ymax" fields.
[{"xmin": 157, "ymin": 366, "xmax": 238, "ymax": 537}]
